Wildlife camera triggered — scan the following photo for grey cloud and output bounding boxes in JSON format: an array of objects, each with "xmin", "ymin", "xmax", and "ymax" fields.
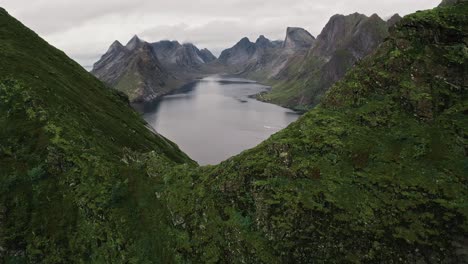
[{"xmin": 2, "ymin": 0, "xmax": 441, "ymax": 66}]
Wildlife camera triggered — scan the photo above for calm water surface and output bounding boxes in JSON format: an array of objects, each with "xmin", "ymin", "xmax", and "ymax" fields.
[{"xmin": 141, "ymin": 75, "xmax": 300, "ymax": 165}]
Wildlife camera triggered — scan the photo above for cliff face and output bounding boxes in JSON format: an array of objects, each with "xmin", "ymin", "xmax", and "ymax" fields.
[
  {"xmin": 439, "ymin": 0, "xmax": 467, "ymax": 6},
  {"xmin": 217, "ymin": 28, "xmax": 315, "ymax": 79},
  {"xmin": 261, "ymin": 13, "xmax": 391, "ymax": 110}
]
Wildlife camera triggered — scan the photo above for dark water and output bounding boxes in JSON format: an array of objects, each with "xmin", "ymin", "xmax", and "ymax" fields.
[{"xmin": 141, "ymin": 75, "xmax": 300, "ymax": 165}]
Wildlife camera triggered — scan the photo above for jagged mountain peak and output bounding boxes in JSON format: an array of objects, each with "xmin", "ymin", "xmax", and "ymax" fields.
[
  {"xmin": 312, "ymin": 12, "xmax": 386, "ymax": 58},
  {"xmin": 199, "ymin": 48, "xmax": 217, "ymax": 63},
  {"xmin": 126, "ymin": 34, "xmax": 144, "ymax": 50},
  {"xmin": 106, "ymin": 40, "xmax": 125, "ymax": 53},
  {"xmin": 387, "ymin": 13, "xmax": 403, "ymax": 27},
  {"xmin": 238, "ymin": 37, "xmax": 253, "ymax": 46},
  {"xmin": 439, "ymin": 0, "xmax": 467, "ymax": 6},
  {"xmin": 283, "ymin": 27, "xmax": 315, "ymax": 50}
]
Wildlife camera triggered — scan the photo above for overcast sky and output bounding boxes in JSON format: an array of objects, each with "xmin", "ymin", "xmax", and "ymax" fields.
[{"xmin": 2, "ymin": 0, "xmax": 440, "ymax": 68}]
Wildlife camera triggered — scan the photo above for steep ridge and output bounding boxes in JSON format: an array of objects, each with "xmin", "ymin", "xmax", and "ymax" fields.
[
  {"xmin": 259, "ymin": 13, "xmax": 392, "ymax": 110},
  {"xmin": 93, "ymin": 36, "xmax": 176, "ymax": 102},
  {"xmin": 387, "ymin": 13, "xmax": 403, "ymax": 28},
  {"xmin": 0, "ymin": 8, "xmax": 193, "ymax": 263},
  {"xmin": 154, "ymin": 2, "xmax": 468, "ymax": 262},
  {"xmin": 92, "ymin": 37, "xmax": 216, "ymax": 103}
]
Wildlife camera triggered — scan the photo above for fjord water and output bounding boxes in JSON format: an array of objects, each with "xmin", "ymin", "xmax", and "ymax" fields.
[{"xmin": 141, "ymin": 76, "xmax": 300, "ymax": 165}]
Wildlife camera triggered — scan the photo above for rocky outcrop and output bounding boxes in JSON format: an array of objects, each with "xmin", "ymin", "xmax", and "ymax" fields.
[
  {"xmin": 282, "ymin": 27, "xmax": 315, "ymax": 50},
  {"xmin": 387, "ymin": 14, "xmax": 403, "ymax": 27}
]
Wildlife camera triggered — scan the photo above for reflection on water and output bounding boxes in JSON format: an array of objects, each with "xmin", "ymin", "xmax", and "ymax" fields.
[{"xmin": 141, "ymin": 75, "xmax": 301, "ymax": 165}]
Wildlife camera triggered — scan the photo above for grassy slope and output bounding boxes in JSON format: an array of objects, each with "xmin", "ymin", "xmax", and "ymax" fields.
[
  {"xmin": 155, "ymin": 3, "xmax": 468, "ymax": 263},
  {"xmin": 0, "ymin": 8, "xmax": 194, "ymax": 263}
]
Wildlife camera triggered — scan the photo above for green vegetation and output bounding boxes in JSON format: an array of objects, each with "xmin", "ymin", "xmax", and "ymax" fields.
[
  {"xmin": 155, "ymin": 3, "xmax": 468, "ymax": 263},
  {"xmin": 0, "ymin": 8, "xmax": 193, "ymax": 263},
  {"xmin": 260, "ymin": 13, "xmax": 390, "ymax": 111},
  {"xmin": 0, "ymin": 1, "xmax": 467, "ymax": 263}
]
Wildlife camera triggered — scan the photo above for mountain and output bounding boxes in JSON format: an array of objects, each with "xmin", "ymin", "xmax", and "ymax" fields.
[
  {"xmin": 217, "ymin": 28, "xmax": 314, "ymax": 79},
  {"xmin": 282, "ymin": 27, "xmax": 316, "ymax": 50},
  {"xmin": 259, "ymin": 13, "xmax": 391, "ymax": 110},
  {"xmin": 439, "ymin": 0, "xmax": 467, "ymax": 6},
  {"xmin": 0, "ymin": 7, "xmax": 193, "ymax": 263},
  {"xmin": 92, "ymin": 37, "xmax": 216, "ymax": 103},
  {"xmin": 217, "ymin": 37, "xmax": 258, "ymax": 67},
  {"xmin": 150, "ymin": 40, "xmax": 216, "ymax": 70},
  {"xmin": 1, "ymin": 1, "xmax": 467, "ymax": 263},
  {"xmin": 155, "ymin": 2, "xmax": 468, "ymax": 262},
  {"xmin": 92, "ymin": 36, "xmax": 175, "ymax": 102},
  {"xmin": 387, "ymin": 13, "xmax": 403, "ymax": 27}
]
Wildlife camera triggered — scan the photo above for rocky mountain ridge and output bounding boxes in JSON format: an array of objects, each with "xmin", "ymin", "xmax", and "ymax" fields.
[
  {"xmin": 92, "ymin": 36, "xmax": 216, "ymax": 102},
  {"xmin": 257, "ymin": 12, "xmax": 400, "ymax": 109}
]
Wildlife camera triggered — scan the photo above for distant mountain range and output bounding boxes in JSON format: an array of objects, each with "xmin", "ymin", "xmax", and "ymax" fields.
[
  {"xmin": 92, "ymin": 12, "xmax": 401, "ymax": 108},
  {"xmin": 1, "ymin": 1, "xmax": 467, "ymax": 262},
  {"xmin": 216, "ymin": 13, "xmax": 401, "ymax": 110},
  {"xmin": 92, "ymin": 36, "xmax": 216, "ymax": 102}
]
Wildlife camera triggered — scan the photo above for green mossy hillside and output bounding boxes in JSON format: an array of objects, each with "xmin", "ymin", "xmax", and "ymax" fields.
[
  {"xmin": 0, "ymin": 1, "xmax": 467, "ymax": 263},
  {"xmin": 0, "ymin": 7, "xmax": 193, "ymax": 263}
]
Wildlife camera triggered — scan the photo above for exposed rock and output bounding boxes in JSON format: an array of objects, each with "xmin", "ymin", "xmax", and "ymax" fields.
[
  {"xmin": 263, "ymin": 12, "xmax": 392, "ymax": 109},
  {"xmin": 282, "ymin": 27, "xmax": 315, "ymax": 50},
  {"xmin": 92, "ymin": 37, "xmax": 216, "ymax": 102},
  {"xmin": 199, "ymin": 48, "xmax": 217, "ymax": 63},
  {"xmin": 218, "ymin": 37, "xmax": 257, "ymax": 66},
  {"xmin": 92, "ymin": 36, "xmax": 174, "ymax": 102}
]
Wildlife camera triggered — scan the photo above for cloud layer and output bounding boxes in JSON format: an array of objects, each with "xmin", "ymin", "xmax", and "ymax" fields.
[{"xmin": 3, "ymin": 0, "xmax": 441, "ymax": 68}]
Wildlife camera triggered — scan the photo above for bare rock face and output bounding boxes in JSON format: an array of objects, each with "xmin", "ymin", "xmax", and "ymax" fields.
[
  {"xmin": 217, "ymin": 28, "xmax": 314, "ymax": 77},
  {"xmin": 311, "ymin": 13, "xmax": 371, "ymax": 58},
  {"xmin": 264, "ymin": 12, "xmax": 393, "ymax": 109},
  {"xmin": 151, "ymin": 41, "xmax": 216, "ymax": 69},
  {"xmin": 92, "ymin": 36, "xmax": 216, "ymax": 102},
  {"xmin": 282, "ymin": 27, "xmax": 315, "ymax": 50},
  {"xmin": 199, "ymin": 48, "xmax": 217, "ymax": 63},
  {"xmin": 217, "ymin": 37, "xmax": 257, "ymax": 66}
]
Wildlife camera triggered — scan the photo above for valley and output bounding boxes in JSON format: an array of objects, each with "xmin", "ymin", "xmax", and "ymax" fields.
[
  {"xmin": 139, "ymin": 75, "xmax": 300, "ymax": 165},
  {"xmin": 0, "ymin": 0, "xmax": 467, "ymax": 263}
]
